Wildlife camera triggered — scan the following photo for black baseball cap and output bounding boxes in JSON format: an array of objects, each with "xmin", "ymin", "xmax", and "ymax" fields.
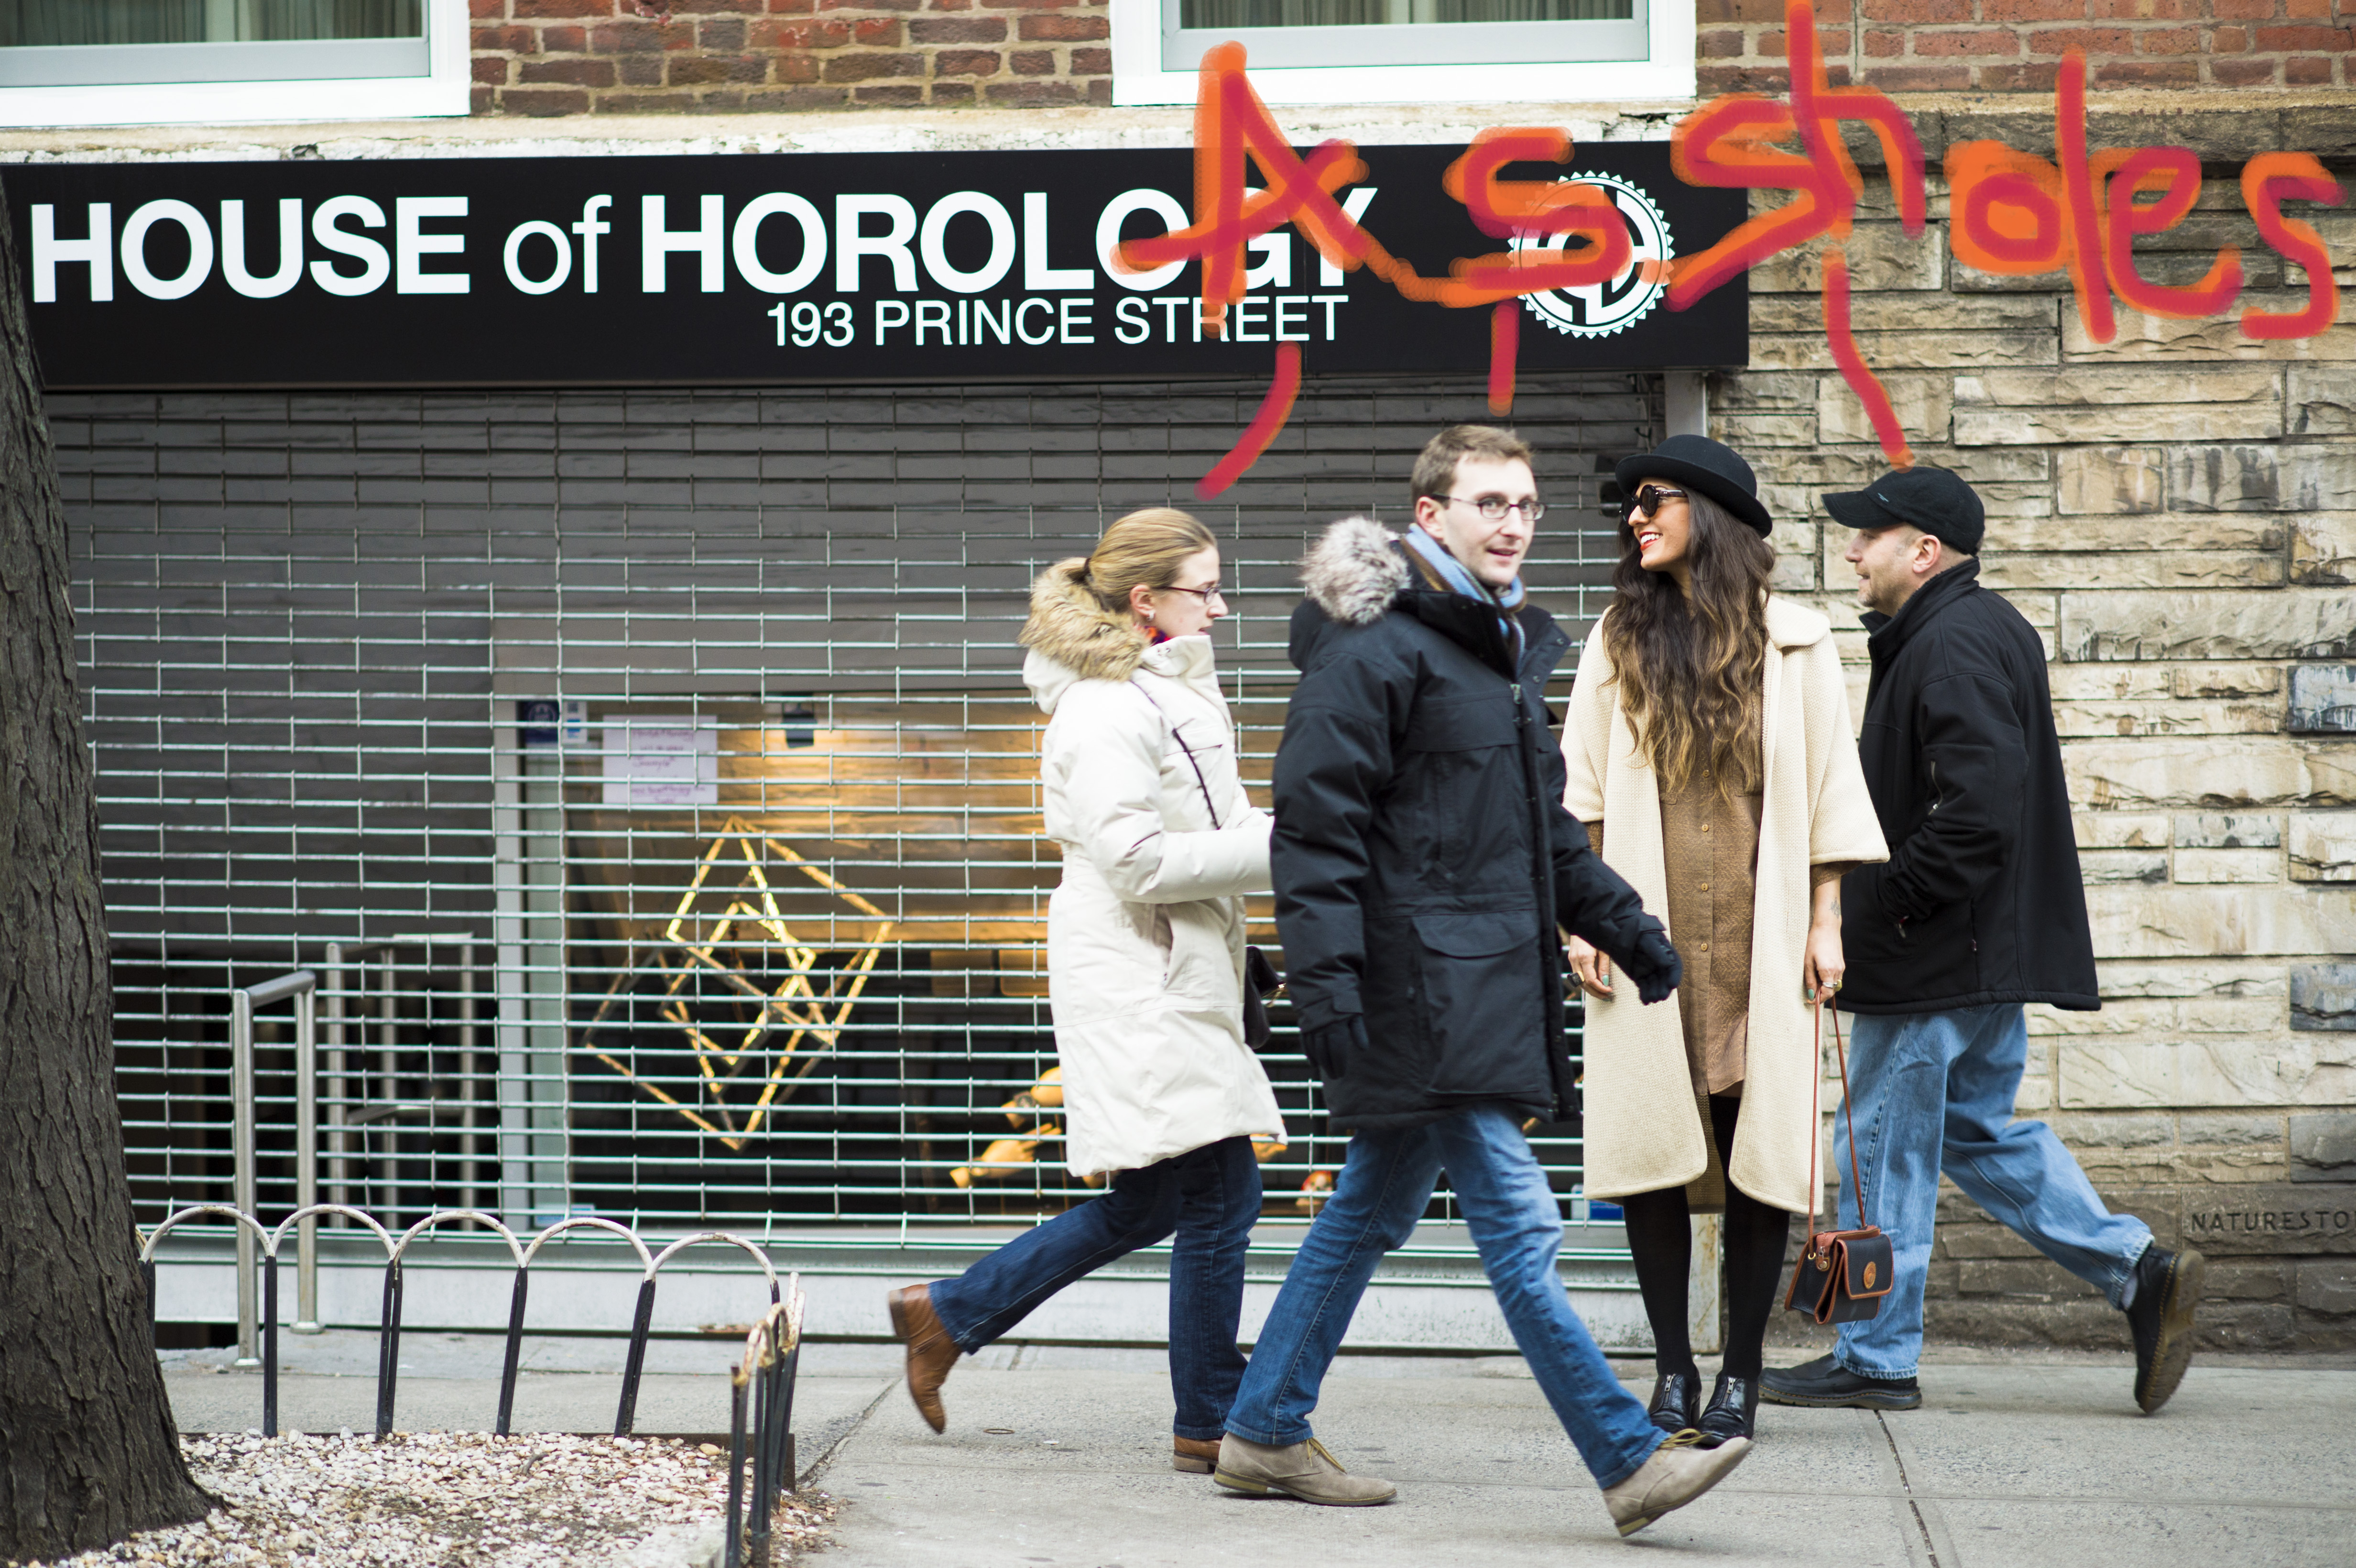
[{"xmin": 1823, "ymin": 466, "xmax": 1985, "ymax": 555}]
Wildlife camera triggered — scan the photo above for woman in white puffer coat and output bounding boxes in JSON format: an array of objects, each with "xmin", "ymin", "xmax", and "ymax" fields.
[{"xmin": 886, "ymin": 509, "xmax": 1284, "ymax": 1475}]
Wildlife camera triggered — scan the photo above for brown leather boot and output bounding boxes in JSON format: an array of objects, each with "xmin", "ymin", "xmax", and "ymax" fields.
[
  {"xmin": 1172, "ymin": 1436, "xmax": 1222, "ymax": 1473},
  {"xmin": 886, "ymin": 1283, "xmax": 960, "ymax": 1433}
]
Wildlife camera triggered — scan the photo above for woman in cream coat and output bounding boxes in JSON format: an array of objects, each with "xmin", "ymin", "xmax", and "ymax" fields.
[
  {"xmin": 1564, "ymin": 436, "xmax": 1888, "ymax": 1449},
  {"xmin": 886, "ymin": 508, "xmax": 1284, "ymax": 1475}
]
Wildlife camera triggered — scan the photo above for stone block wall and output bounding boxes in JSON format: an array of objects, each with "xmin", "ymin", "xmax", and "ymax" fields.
[
  {"xmin": 1698, "ymin": 0, "xmax": 2355, "ymax": 95},
  {"xmin": 468, "ymin": 0, "xmax": 1112, "ymax": 115},
  {"xmin": 1726, "ymin": 105, "xmax": 2356, "ymax": 1352}
]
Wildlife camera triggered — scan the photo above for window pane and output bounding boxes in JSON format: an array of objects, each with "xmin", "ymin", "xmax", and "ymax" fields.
[
  {"xmin": 1178, "ymin": 0, "xmax": 1629, "ymax": 26},
  {"xmin": 0, "ymin": 0, "xmax": 421, "ymax": 47}
]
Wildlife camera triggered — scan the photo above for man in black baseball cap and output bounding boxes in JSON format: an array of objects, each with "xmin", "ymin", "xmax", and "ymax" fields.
[{"xmin": 1762, "ymin": 464, "xmax": 2207, "ymax": 1420}]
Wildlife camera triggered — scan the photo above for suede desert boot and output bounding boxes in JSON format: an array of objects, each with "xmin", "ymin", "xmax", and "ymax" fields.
[
  {"xmin": 885, "ymin": 1283, "xmax": 960, "ymax": 1433},
  {"xmin": 1212, "ymin": 1434, "xmax": 1397, "ymax": 1505},
  {"xmin": 1602, "ymin": 1435, "xmax": 1753, "ymax": 1537}
]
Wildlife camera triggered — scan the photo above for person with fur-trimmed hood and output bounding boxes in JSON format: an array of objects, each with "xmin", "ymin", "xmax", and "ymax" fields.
[
  {"xmin": 886, "ymin": 508, "xmax": 1284, "ymax": 1476},
  {"xmin": 1206, "ymin": 425, "xmax": 1751, "ymax": 1540}
]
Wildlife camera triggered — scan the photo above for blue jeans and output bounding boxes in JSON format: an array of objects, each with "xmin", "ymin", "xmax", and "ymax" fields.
[
  {"xmin": 1223, "ymin": 1105, "xmax": 1662, "ymax": 1489},
  {"xmin": 1833, "ymin": 1004, "xmax": 2154, "ymax": 1380},
  {"xmin": 927, "ymin": 1135, "xmax": 1261, "ymax": 1441}
]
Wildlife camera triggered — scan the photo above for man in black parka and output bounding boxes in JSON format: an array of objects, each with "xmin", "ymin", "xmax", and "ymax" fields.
[
  {"xmin": 1761, "ymin": 465, "xmax": 2206, "ymax": 1419},
  {"xmin": 1210, "ymin": 426, "xmax": 1751, "ymax": 1539}
]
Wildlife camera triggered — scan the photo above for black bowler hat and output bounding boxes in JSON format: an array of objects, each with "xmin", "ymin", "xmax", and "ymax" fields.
[
  {"xmin": 1824, "ymin": 466, "xmax": 1985, "ymax": 555},
  {"xmin": 1614, "ymin": 435, "xmax": 1773, "ymax": 537}
]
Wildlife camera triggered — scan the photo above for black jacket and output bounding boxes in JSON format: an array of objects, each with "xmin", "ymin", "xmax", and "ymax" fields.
[
  {"xmin": 1272, "ymin": 521, "xmax": 1666, "ymax": 1131},
  {"xmin": 1841, "ymin": 560, "xmax": 2100, "ymax": 1014}
]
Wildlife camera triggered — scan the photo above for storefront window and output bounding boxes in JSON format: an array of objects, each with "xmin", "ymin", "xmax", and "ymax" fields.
[{"xmin": 0, "ymin": 0, "xmax": 459, "ymax": 127}]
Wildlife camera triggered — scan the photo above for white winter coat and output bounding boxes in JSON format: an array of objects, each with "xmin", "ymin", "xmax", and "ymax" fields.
[{"xmin": 1022, "ymin": 570, "xmax": 1283, "ymax": 1181}]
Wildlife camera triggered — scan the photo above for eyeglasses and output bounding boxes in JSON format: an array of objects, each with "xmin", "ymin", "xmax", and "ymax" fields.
[
  {"xmin": 1430, "ymin": 494, "xmax": 1546, "ymax": 523},
  {"xmin": 1626, "ymin": 485, "xmax": 1688, "ymax": 520},
  {"xmin": 1159, "ymin": 582, "xmax": 1227, "ymax": 604}
]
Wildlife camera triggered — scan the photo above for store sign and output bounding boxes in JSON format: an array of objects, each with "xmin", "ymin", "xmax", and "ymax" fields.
[{"xmin": 9, "ymin": 143, "xmax": 1746, "ymax": 390}]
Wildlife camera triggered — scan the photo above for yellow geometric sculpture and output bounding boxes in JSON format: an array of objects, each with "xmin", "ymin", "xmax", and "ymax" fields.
[{"xmin": 583, "ymin": 815, "xmax": 894, "ymax": 1150}]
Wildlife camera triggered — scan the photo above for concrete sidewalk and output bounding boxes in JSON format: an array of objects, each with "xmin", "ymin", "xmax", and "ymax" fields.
[{"xmin": 164, "ymin": 1335, "xmax": 2356, "ymax": 1566}]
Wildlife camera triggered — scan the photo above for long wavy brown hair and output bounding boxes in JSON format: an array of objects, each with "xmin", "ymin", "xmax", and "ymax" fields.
[{"xmin": 1599, "ymin": 488, "xmax": 1776, "ymax": 795}]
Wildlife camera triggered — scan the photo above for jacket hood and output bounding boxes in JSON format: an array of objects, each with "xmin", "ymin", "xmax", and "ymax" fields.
[
  {"xmin": 1019, "ymin": 560, "xmax": 1149, "ymax": 711},
  {"xmin": 1300, "ymin": 517, "xmax": 1411, "ymax": 627}
]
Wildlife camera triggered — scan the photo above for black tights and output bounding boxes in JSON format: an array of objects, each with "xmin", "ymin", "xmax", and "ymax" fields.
[{"xmin": 1617, "ymin": 1093, "xmax": 1793, "ymax": 1382}]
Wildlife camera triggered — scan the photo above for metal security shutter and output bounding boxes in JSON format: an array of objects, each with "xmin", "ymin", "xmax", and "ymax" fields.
[{"xmin": 60, "ymin": 371, "xmax": 1659, "ymax": 1244}]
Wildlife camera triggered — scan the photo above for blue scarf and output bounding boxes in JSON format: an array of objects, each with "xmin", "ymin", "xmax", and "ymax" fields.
[{"xmin": 1404, "ymin": 525, "xmax": 1526, "ymax": 666}]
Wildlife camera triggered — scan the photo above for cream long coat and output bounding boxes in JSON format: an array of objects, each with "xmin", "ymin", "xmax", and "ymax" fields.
[
  {"xmin": 1563, "ymin": 597, "xmax": 1888, "ymax": 1215},
  {"xmin": 1023, "ymin": 570, "xmax": 1284, "ymax": 1182}
]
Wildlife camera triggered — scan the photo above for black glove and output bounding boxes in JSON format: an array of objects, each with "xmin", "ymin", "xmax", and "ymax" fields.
[
  {"xmin": 1609, "ymin": 915, "xmax": 1683, "ymax": 1006},
  {"xmin": 1301, "ymin": 1015, "xmax": 1366, "ymax": 1082}
]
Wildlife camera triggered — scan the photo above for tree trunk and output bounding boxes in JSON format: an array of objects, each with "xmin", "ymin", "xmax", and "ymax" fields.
[{"xmin": 0, "ymin": 177, "xmax": 213, "ymax": 1557}]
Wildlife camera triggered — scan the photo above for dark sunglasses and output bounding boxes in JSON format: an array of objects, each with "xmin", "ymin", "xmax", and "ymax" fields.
[{"xmin": 1625, "ymin": 485, "xmax": 1689, "ymax": 520}]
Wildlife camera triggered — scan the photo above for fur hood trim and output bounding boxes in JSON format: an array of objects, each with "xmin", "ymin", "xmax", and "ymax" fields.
[
  {"xmin": 1301, "ymin": 516, "xmax": 1411, "ymax": 627},
  {"xmin": 1019, "ymin": 559, "xmax": 1149, "ymax": 683}
]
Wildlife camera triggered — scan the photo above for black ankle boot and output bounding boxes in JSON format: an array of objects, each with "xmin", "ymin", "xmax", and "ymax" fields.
[
  {"xmin": 1695, "ymin": 1372, "xmax": 1757, "ymax": 1448},
  {"xmin": 1646, "ymin": 1366, "xmax": 1701, "ymax": 1435}
]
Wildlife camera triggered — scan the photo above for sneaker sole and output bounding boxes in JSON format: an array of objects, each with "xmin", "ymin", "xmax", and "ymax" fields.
[
  {"xmin": 1757, "ymin": 1383, "xmax": 1921, "ymax": 1411},
  {"xmin": 1211, "ymin": 1470, "xmax": 1395, "ymax": 1505},
  {"xmin": 2136, "ymin": 1247, "xmax": 2204, "ymax": 1416}
]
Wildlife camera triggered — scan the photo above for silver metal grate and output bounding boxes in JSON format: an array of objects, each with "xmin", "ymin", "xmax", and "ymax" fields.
[{"xmin": 62, "ymin": 372, "xmax": 1659, "ymax": 1247}]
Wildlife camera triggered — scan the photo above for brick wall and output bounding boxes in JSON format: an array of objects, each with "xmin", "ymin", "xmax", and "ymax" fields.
[
  {"xmin": 1699, "ymin": 0, "xmax": 2354, "ymax": 95},
  {"xmin": 469, "ymin": 0, "xmax": 1111, "ymax": 115},
  {"xmin": 1725, "ymin": 107, "xmax": 2356, "ymax": 1352}
]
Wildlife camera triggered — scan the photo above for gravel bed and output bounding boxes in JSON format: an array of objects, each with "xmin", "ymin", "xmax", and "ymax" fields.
[{"xmin": 11, "ymin": 1432, "xmax": 834, "ymax": 1568}]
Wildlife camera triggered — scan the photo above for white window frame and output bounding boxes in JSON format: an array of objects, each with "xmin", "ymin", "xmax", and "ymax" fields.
[
  {"xmin": 0, "ymin": 0, "xmax": 466, "ymax": 129},
  {"xmin": 1112, "ymin": 0, "xmax": 1693, "ymax": 106}
]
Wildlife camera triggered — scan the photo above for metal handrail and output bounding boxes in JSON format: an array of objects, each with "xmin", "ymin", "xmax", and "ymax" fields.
[{"xmin": 230, "ymin": 970, "xmax": 316, "ymax": 1363}]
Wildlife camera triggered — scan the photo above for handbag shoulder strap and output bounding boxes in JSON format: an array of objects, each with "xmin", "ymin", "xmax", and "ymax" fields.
[
  {"xmin": 1129, "ymin": 676, "xmax": 1221, "ymax": 830},
  {"xmin": 1807, "ymin": 998, "xmax": 1871, "ymax": 1238}
]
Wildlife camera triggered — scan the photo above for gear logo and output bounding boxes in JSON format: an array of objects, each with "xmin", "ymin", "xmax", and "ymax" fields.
[{"xmin": 1510, "ymin": 174, "xmax": 1673, "ymax": 340}]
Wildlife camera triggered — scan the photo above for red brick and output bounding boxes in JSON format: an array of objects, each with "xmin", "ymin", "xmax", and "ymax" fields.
[
  {"xmin": 1697, "ymin": 0, "xmax": 1801, "ymax": 19},
  {"xmin": 1697, "ymin": 27, "xmax": 1745, "ymax": 55},
  {"xmin": 978, "ymin": 0, "xmax": 1094, "ymax": 9},
  {"xmin": 473, "ymin": 24, "xmax": 536, "ymax": 51},
  {"xmin": 2254, "ymin": 23, "xmax": 2353, "ymax": 46},
  {"xmin": 2212, "ymin": 24, "xmax": 2248, "ymax": 48},
  {"xmin": 1859, "ymin": 62, "xmax": 1972, "ymax": 86},
  {"xmin": 1087, "ymin": 74, "xmax": 1109, "ymax": 102},
  {"xmin": 2138, "ymin": 25, "xmax": 2200, "ymax": 50},
  {"xmin": 542, "ymin": 24, "xmax": 586, "ymax": 48},
  {"xmin": 597, "ymin": 92, "xmax": 705, "ymax": 112},
  {"xmin": 982, "ymin": 77, "xmax": 1083, "ymax": 103},
  {"xmin": 1815, "ymin": 0, "xmax": 1854, "ymax": 20},
  {"xmin": 854, "ymin": 16, "xmax": 905, "ymax": 42},
  {"xmin": 855, "ymin": 83, "xmax": 927, "ymax": 103},
  {"xmin": 2212, "ymin": 0, "xmax": 2274, "ymax": 18},
  {"xmin": 2089, "ymin": 57, "xmax": 2198, "ymax": 81},
  {"xmin": 1697, "ymin": 64, "xmax": 1791, "ymax": 91},
  {"xmin": 471, "ymin": 83, "xmax": 497, "ymax": 112},
  {"xmin": 619, "ymin": 53, "xmax": 663, "ymax": 83},
  {"xmin": 472, "ymin": 56, "xmax": 511, "ymax": 82},
  {"xmin": 513, "ymin": 0, "xmax": 606, "ymax": 16},
  {"xmin": 2209, "ymin": 56, "xmax": 2277, "ymax": 82},
  {"xmin": 1819, "ymin": 29, "xmax": 1852, "ymax": 52},
  {"xmin": 470, "ymin": 0, "xmax": 507, "ymax": 16},
  {"xmin": 1983, "ymin": 0, "xmax": 2085, "ymax": 18},
  {"xmin": 930, "ymin": 0, "xmax": 973, "ymax": 10},
  {"xmin": 933, "ymin": 80, "xmax": 977, "ymax": 100},
  {"xmin": 2286, "ymin": 0, "xmax": 2334, "ymax": 14},
  {"xmin": 699, "ymin": 16, "xmax": 748, "ymax": 48},
  {"xmin": 2285, "ymin": 54, "xmax": 2334, "ymax": 80},
  {"xmin": 589, "ymin": 20, "xmax": 688, "ymax": 51},
  {"xmin": 1915, "ymin": 27, "xmax": 2022, "ymax": 53},
  {"xmin": 1977, "ymin": 59, "xmax": 2061, "ymax": 86},
  {"xmin": 932, "ymin": 47, "xmax": 1001, "ymax": 72},
  {"xmin": 522, "ymin": 56, "xmax": 617, "ymax": 83},
  {"xmin": 1862, "ymin": 27, "xmax": 1904, "ymax": 53},
  {"xmin": 822, "ymin": 0, "xmax": 922, "ymax": 10},
  {"xmin": 1010, "ymin": 46, "xmax": 1055, "ymax": 71},
  {"xmin": 1070, "ymin": 44, "xmax": 1108, "ymax": 70},
  {"xmin": 774, "ymin": 52, "xmax": 822, "ymax": 81},
  {"xmin": 753, "ymin": 18, "xmax": 851, "ymax": 46},
  {"xmin": 769, "ymin": 0, "xmax": 814, "ymax": 11},
  {"xmin": 1019, "ymin": 11, "xmax": 1107, "ymax": 38},
  {"xmin": 1861, "ymin": 0, "xmax": 1973, "ymax": 20},
  {"xmin": 2089, "ymin": 0, "xmax": 2193, "ymax": 14},
  {"xmin": 500, "ymin": 85, "xmax": 591, "ymax": 113},
  {"xmin": 909, "ymin": 15, "xmax": 1005, "ymax": 40},
  {"xmin": 2025, "ymin": 25, "xmax": 2134, "ymax": 51},
  {"xmin": 823, "ymin": 49, "xmax": 922, "ymax": 77},
  {"xmin": 670, "ymin": 54, "xmax": 768, "ymax": 83}
]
